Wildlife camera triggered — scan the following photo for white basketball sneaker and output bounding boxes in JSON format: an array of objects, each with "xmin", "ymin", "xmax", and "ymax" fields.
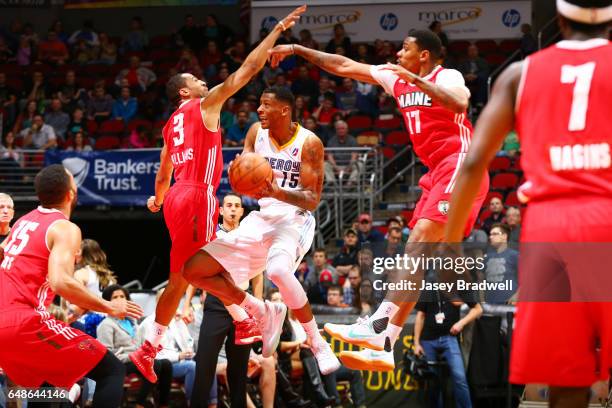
[
  {"xmin": 324, "ymin": 316, "xmax": 389, "ymax": 351},
  {"xmin": 260, "ymin": 300, "xmax": 287, "ymax": 358},
  {"xmin": 311, "ymin": 339, "xmax": 341, "ymax": 375},
  {"xmin": 339, "ymin": 348, "xmax": 395, "ymax": 372}
]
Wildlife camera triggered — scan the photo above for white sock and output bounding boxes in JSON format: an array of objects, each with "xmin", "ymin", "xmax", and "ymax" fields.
[
  {"xmin": 146, "ymin": 322, "xmax": 167, "ymax": 347},
  {"xmin": 385, "ymin": 323, "xmax": 403, "ymax": 347},
  {"xmin": 370, "ymin": 301, "xmax": 400, "ymax": 324},
  {"xmin": 301, "ymin": 317, "xmax": 323, "ymax": 344},
  {"xmin": 226, "ymin": 304, "xmax": 249, "ymax": 322},
  {"xmin": 239, "ymin": 293, "xmax": 265, "ymax": 320}
]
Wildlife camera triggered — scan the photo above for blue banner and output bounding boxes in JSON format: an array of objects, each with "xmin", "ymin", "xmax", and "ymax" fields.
[{"xmin": 44, "ymin": 148, "xmax": 254, "ymax": 207}]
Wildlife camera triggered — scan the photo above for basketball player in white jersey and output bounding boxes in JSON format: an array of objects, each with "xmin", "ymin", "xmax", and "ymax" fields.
[{"xmin": 186, "ymin": 86, "xmax": 340, "ymax": 374}]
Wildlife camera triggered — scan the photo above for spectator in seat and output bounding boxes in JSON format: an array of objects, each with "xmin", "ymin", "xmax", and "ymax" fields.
[
  {"xmin": 176, "ymin": 14, "xmax": 201, "ymax": 54},
  {"xmin": 336, "ymin": 78, "xmax": 359, "ymax": 116},
  {"xmin": 57, "ymin": 70, "xmax": 86, "ymax": 112},
  {"xmin": 414, "ymin": 282, "xmax": 482, "ymax": 408},
  {"xmin": 44, "ymin": 98, "xmax": 70, "ymax": 141},
  {"xmin": 38, "ymin": 30, "xmax": 69, "ymax": 65},
  {"xmin": 65, "ymin": 130, "xmax": 92, "ymax": 152},
  {"xmin": 68, "ymin": 20, "xmax": 99, "ymax": 48},
  {"xmin": 291, "ymin": 65, "xmax": 318, "ymax": 107},
  {"xmin": 112, "ymin": 87, "xmax": 138, "ymax": 123},
  {"xmin": 67, "ymin": 107, "xmax": 86, "ymax": 140},
  {"xmin": 429, "ymin": 21, "xmax": 449, "ymax": 48},
  {"xmin": 24, "ymin": 71, "xmax": 50, "ymax": 106},
  {"xmin": 355, "ymin": 78, "xmax": 378, "ymax": 117},
  {"xmin": 96, "ymin": 32, "xmax": 117, "ymax": 64},
  {"xmin": 122, "ymin": 17, "xmax": 148, "ymax": 53},
  {"xmin": 333, "ymin": 228, "xmax": 360, "ymax": 280},
  {"xmin": 356, "ymin": 213, "xmax": 384, "ymax": 245},
  {"xmin": 359, "ymin": 279, "xmax": 375, "ymax": 316},
  {"xmin": 326, "ymin": 285, "xmax": 349, "ymax": 308},
  {"xmin": 87, "ymin": 85, "xmax": 113, "ymax": 123},
  {"xmin": 325, "ymin": 23, "xmax": 351, "ymax": 56},
  {"xmin": 0, "ymin": 193, "xmax": 15, "ymax": 242},
  {"xmin": 501, "ymin": 130, "xmax": 520, "ymax": 158},
  {"xmin": 520, "ymin": 23, "xmax": 537, "ymax": 57},
  {"xmin": 305, "ymin": 248, "xmax": 338, "ymax": 304},
  {"xmin": 16, "ymin": 36, "xmax": 32, "ymax": 66},
  {"xmin": 12, "ymin": 100, "xmax": 38, "ymax": 134},
  {"xmin": 0, "ymin": 36, "xmax": 14, "ymax": 63},
  {"xmin": 505, "ymin": 206, "xmax": 521, "ymax": 248},
  {"xmin": 457, "ymin": 44, "xmax": 489, "ymax": 107},
  {"xmin": 482, "ymin": 196, "xmax": 505, "ymax": 233},
  {"xmin": 115, "ymin": 56, "xmax": 157, "ymax": 92},
  {"xmin": 484, "ymin": 223, "xmax": 518, "ymax": 304},
  {"xmin": 343, "ymin": 265, "xmax": 362, "ymax": 308},
  {"xmin": 324, "ymin": 119, "xmax": 361, "ymax": 184},
  {"xmin": 1, "ymin": 132, "xmax": 24, "ymax": 169},
  {"xmin": 303, "ymin": 116, "xmax": 330, "ymax": 146},
  {"xmin": 201, "ymin": 40, "xmax": 222, "ymax": 77},
  {"xmin": 292, "ymin": 95, "xmax": 311, "ymax": 125},
  {"xmin": 138, "ymin": 289, "xmax": 197, "ymax": 403},
  {"xmin": 98, "ymin": 285, "xmax": 172, "ymax": 408},
  {"xmin": 175, "ymin": 48, "xmax": 202, "ymax": 78},
  {"xmin": 19, "ymin": 114, "xmax": 57, "ymax": 150},
  {"xmin": 0, "ymin": 72, "xmax": 17, "ymax": 125},
  {"xmin": 298, "ymin": 29, "xmax": 318, "ymax": 50},
  {"xmin": 202, "ymin": 14, "xmax": 233, "ymax": 50},
  {"xmin": 224, "ymin": 109, "xmax": 251, "ymax": 147},
  {"xmin": 379, "ymin": 226, "xmax": 403, "ymax": 258},
  {"xmin": 128, "ymin": 126, "xmax": 151, "ymax": 149},
  {"xmin": 277, "ymin": 28, "xmax": 299, "ymax": 45},
  {"xmin": 356, "ymin": 44, "xmax": 373, "ymax": 64},
  {"xmin": 50, "ymin": 19, "xmax": 69, "ymax": 44},
  {"xmin": 315, "ymin": 76, "xmax": 335, "ymax": 107}
]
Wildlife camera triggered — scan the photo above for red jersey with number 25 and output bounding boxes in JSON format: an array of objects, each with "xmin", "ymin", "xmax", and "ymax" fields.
[
  {"xmin": 0, "ymin": 207, "xmax": 67, "ymax": 311},
  {"xmin": 162, "ymin": 98, "xmax": 223, "ymax": 186},
  {"xmin": 370, "ymin": 65, "xmax": 473, "ymax": 169},
  {"xmin": 516, "ymin": 39, "xmax": 612, "ymax": 202}
]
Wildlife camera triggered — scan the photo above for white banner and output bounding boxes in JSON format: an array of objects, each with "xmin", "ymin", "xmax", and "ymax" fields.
[{"xmin": 251, "ymin": 1, "xmax": 531, "ymax": 43}]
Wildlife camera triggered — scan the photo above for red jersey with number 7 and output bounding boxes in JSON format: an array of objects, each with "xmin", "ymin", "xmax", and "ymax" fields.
[
  {"xmin": 516, "ymin": 39, "xmax": 612, "ymax": 202},
  {"xmin": 370, "ymin": 65, "xmax": 473, "ymax": 169},
  {"xmin": 162, "ymin": 98, "xmax": 223, "ymax": 186},
  {"xmin": 0, "ymin": 207, "xmax": 67, "ymax": 311}
]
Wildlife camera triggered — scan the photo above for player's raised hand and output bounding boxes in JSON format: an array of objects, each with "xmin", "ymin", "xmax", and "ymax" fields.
[
  {"xmin": 381, "ymin": 63, "xmax": 419, "ymax": 83},
  {"xmin": 108, "ymin": 298, "xmax": 144, "ymax": 320},
  {"xmin": 147, "ymin": 196, "xmax": 161, "ymax": 213},
  {"xmin": 268, "ymin": 45, "xmax": 294, "ymax": 69},
  {"xmin": 278, "ymin": 5, "xmax": 307, "ymax": 32}
]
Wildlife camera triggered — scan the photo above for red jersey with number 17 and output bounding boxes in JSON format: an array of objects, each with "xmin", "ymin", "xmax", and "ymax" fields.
[
  {"xmin": 162, "ymin": 98, "xmax": 223, "ymax": 186},
  {"xmin": 370, "ymin": 65, "xmax": 473, "ymax": 169},
  {"xmin": 0, "ymin": 207, "xmax": 67, "ymax": 311},
  {"xmin": 516, "ymin": 39, "xmax": 612, "ymax": 202}
]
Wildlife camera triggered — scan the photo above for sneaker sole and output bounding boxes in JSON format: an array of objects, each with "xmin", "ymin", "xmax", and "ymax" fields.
[
  {"xmin": 324, "ymin": 325, "xmax": 385, "ymax": 351},
  {"xmin": 235, "ymin": 335, "xmax": 263, "ymax": 346},
  {"xmin": 339, "ymin": 351, "xmax": 395, "ymax": 372},
  {"xmin": 128, "ymin": 353, "xmax": 158, "ymax": 383}
]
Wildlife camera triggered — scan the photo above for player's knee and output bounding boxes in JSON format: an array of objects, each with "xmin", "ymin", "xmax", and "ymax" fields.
[{"xmin": 409, "ymin": 219, "xmax": 444, "ymax": 243}]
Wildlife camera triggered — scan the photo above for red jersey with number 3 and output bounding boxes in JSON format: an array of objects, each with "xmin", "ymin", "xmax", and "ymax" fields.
[
  {"xmin": 516, "ymin": 39, "xmax": 612, "ymax": 202},
  {"xmin": 162, "ymin": 98, "xmax": 223, "ymax": 186},
  {"xmin": 370, "ymin": 65, "xmax": 473, "ymax": 169},
  {"xmin": 0, "ymin": 207, "xmax": 67, "ymax": 310}
]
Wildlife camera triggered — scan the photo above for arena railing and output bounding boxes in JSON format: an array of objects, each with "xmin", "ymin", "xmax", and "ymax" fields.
[{"xmin": 0, "ymin": 148, "xmax": 46, "ymax": 202}]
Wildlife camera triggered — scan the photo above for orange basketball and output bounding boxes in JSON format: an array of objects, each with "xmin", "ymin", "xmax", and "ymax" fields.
[{"xmin": 229, "ymin": 152, "xmax": 273, "ymax": 196}]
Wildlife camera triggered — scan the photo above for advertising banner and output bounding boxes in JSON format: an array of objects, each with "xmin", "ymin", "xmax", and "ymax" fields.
[{"xmin": 251, "ymin": 1, "xmax": 531, "ymax": 42}]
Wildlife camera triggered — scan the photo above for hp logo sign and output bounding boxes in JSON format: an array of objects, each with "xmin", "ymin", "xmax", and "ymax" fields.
[
  {"xmin": 502, "ymin": 9, "xmax": 521, "ymax": 28},
  {"xmin": 380, "ymin": 13, "xmax": 398, "ymax": 31},
  {"xmin": 261, "ymin": 16, "xmax": 279, "ymax": 32}
]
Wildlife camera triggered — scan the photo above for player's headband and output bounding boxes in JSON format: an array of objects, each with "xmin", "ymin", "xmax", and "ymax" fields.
[{"xmin": 556, "ymin": 0, "xmax": 612, "ymax": 24}]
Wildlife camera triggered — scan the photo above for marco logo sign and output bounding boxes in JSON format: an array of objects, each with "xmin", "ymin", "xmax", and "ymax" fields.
[
  {"xmin": 418, "ymin": 6, "xmax": 482, "ymax": 27},
  {"xmin": 261, "ymin": 10, "xmax": 362, "ymax": 33}
]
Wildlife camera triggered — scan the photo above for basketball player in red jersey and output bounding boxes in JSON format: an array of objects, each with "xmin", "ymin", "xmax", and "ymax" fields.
[
  {"xmin": 129, "ymin": 6, "xmax": 307, "ymax": 383},
  {"xmin": 446, "ymin": 1, "xmax": 611, "ymax": 406},
  {"xmin": 269, "ymin": 30, "xmax": 489, "ymax": 370},
  {"xmin": 0, "ymin": 164, "xmax": 144, "ymax": 407}
]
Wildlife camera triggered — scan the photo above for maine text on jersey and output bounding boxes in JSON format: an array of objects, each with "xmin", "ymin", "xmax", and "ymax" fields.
[{"xmin": 397, "ymin": 91, "xmax": 432, "ymax": 108}]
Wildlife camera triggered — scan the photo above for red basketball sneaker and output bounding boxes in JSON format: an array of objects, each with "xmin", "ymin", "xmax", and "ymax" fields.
[
  {"xmin": 129, "ymin": 340, "xmax": 161, "ymax": 383},
  {"xmin": 234, "ymin": 317, "xmax": 263, "ymax": 345}
]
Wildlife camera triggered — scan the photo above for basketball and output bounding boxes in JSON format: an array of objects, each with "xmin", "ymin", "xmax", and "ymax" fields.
[{"xmin": 229, "ymin": 152, "xmax": 273, "ymax": 195}]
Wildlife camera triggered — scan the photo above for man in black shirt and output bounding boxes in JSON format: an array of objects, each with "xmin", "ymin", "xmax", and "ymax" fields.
[{"xmin": 414, "ymin": 284, "xmax": 482, "ymax": 408}]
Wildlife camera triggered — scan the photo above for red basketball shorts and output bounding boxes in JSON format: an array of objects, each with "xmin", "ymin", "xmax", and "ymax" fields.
[
  {"xmin": 410, "ymin": 153, "xmax": 489, "ymax": 235},
  {"xmin": 510, "ymin": 198, "xmax": 612, "ymax": 386},
  {"xmin": 0, "ymin": 308, "xmax": 106, "ymax": 388},
  {"xmin": 163, "ymin": 182, "xmax": 219, "ymax": 273}
]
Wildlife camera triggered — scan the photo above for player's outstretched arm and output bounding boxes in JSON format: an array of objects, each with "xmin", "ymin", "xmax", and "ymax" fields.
[
  {"xmin": 445, "ymin": 62, "xmax": 523, "ymax": 242},
  {"xmin": 203, "ymin": 5, "xmax": 306, "ymax": 113},
  {"xmin": 149, "ymin": 144, "xmax": 173, "ymax": 212},
  {"xmin": 47, "ymin": 220, "xmax": 144, "ymax": 319},
  {"xmin": 269, "ymin": 45, "xmax": 378, "ymax": 85},
  {"xmin": 256, "ymin": 134, "xmax": 324, "ymax": 212},
  {"xmin": 242, "ymin": 122, "xmax": 260, "ymax": 154}
]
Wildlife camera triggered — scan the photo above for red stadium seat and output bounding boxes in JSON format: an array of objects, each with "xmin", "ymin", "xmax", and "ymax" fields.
[
  {"xmin": 127, "ymin": 119, "xmax": 153, "ymax": 132},
  {"xmin": 149, "ymin": 49, "xmax": 175, "ymax": 62},
  {"xmin": 346, "ymin": 115, "xmax": 372, "ymax": 132},
  {"xmin": 499, "ymin": 39, "xmax": 521, "ymax": 53},
  {"xmin": 491, "ymin": 172, "xmax": 520, "ymax": 190},
  {"xmin": 99, "ymin": 119, "xmax": 125, "ymax": 134},
  {"xmin": 475, "ymin": 39, "xmax": 498, "ymax": 54},
  {"xmin": 510, "ymin": 157, "xmax": 522, "ymax": 171},
  {"xmin": 448, "ymin": 40, "xmax": 471, "ymax": 56},
  {"xmin": 150, "ymin": 35, "xmax": 173, "ymax": 48},
  {"xmin": 153, "ymin": 119, "xmax": 166, "ymax": 129},
  {"xmin": 505, "ymin": 190, "xmax": 521, "ymax": 207},
  {"xmin": 374, "ymin": 116, "xmax": 402, "ymax": 132},
  {"xmin": 485, "ymin": 53, "xmax": 507, "ymax": 67},
  {"xmin": 95, "ymin": 135, "xmax": 121, "ymax": 150},
  {"xmin": 86, "ymin": 120, "xmax": 99, "ymax": 136},
  {"xmin": 488, "ymin": 156, "xmax": 511, "ymax": 172},
  {"xmin": 385, "ymin": 130, "xmax": 409, "ymax": 146},
  {"xmin": 401, "ymin": 210, "xmax": 414, "ymax": 223},
  {"xmin": 381, "ymin": 147, "xmax": 395, "ymax": 159}
]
